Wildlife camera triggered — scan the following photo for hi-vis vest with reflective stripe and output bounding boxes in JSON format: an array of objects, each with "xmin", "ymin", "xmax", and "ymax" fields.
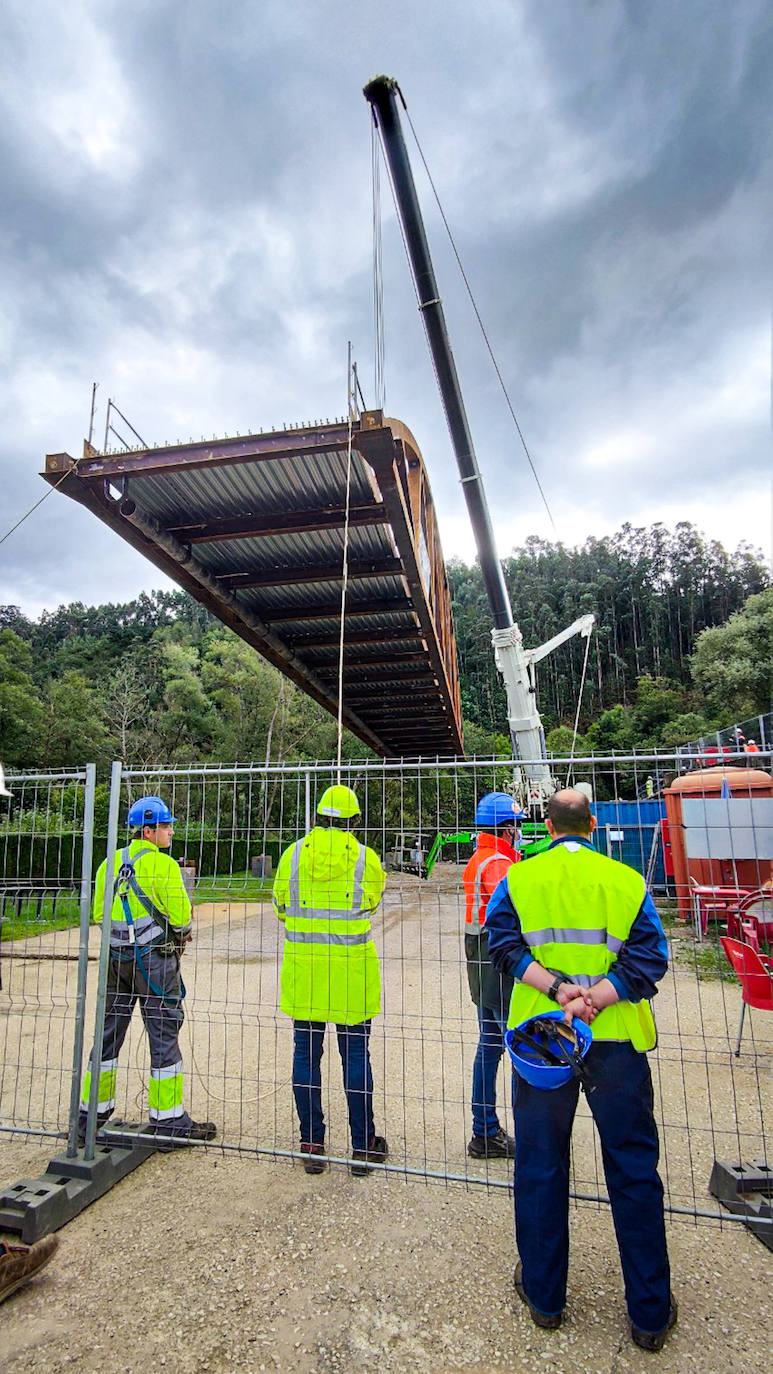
[
  {"xmin": 506, "ymin": 841, "xmax": 657, "ymax": 1051},
  {"xmin": 463, "ymin": 843, "xmax": 516, "ymax": 926},
  {"xmin": 92, "ymin": 838, "xmax": 192, "ymax": 949},
  {"xmin": 275, "ymin": 828, "xmax": 383, "ymax": 1025}
]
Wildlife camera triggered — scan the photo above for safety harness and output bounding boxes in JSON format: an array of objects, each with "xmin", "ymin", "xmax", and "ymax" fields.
[{"xmin": 113, "ymin": 846, "xmax": 186, "ymax": 1007}]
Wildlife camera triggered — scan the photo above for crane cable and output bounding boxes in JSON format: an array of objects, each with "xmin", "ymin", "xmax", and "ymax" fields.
[
  {"xmin": 566, "ymin": 624, "xmax": 594, "ymax": 786},
  {"xmin": 0, "ymin": 460, "xmax": 83, "ymax": 549},
  {"xmin": 335, "ymin": 351, "xmax": 356, "ymax": 784},
  {"xmin": 372, "ymin": 121, "xmax": 386, "ymax": 411},
  {"xmin": 399, "ymin": 99, "xmax": 557, "ymax": 536}
]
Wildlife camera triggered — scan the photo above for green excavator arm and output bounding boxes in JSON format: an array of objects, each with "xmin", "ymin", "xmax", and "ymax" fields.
[{"xmin": 421, "ymin": 823, "xmax": 551, "ymax": 878}]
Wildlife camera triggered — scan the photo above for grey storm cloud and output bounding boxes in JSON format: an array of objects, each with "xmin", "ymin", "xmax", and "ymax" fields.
[{"xmin": 0, "ymin": 0, "xmax": 770, "ymax": 616}]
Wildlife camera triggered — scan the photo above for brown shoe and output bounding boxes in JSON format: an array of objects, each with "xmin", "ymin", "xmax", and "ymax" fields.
[
  {"xmin": 300, "ymin": 1142, "xmax": 327, "ymax": 1175},
  {"xmin": 351, "ymin": 1135, "xmax": 388, "ymax": 1177},
  {"xmin": 0, "ymin": 1235, "xmax": 59, "ymax": 1304}
]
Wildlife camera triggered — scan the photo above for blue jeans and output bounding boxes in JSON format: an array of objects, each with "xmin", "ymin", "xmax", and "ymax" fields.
[
  {"xmin": 471, "ymin": 1002, "xmax": 508, "ymax": 1137},
  {"xmin": 513, "ymin": 1041, "xmax": 671, "ymax": 1333},
  {"xmin": 292, "ymin": 1020, "xmax": 374, "ymax": 1151}
]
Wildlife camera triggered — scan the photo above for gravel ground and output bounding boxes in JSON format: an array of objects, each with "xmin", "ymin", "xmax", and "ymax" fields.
[
  {"xmin": 2, "ymin": 868, "xmax": 772, "ymax": 1371},
  {"xmin": 1, "ymin": 1139, "xmax": 771, "ymax": 1374}
]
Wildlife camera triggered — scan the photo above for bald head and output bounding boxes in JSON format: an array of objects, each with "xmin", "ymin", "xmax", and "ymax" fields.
[{"xmin": 546, "ymin": 789, "xmax": 594, "ymax": 838}]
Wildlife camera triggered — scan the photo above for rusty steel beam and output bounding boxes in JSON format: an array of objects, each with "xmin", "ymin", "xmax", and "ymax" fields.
[
  {"xmin": 261, "ymin": 598, "xmax": 414, "ymax": 625},
  {"xmin": 166, "ymin": 505, "xmax": 387, "ymax": 544},
  {"xmin": 37, "ymin": 461, "xmax": 386, "ymax": 755},
  {"xmin": 41, "ymin": 414, "xmax": 464, "ymax": 758},
  {"xmin": 72, "ymin": 425, "xmax": 355, "ymax": 481},
  {"xmin": 314, "ymin": 652, "xmax": 429, "ymax": 672},
  {"xmin": 356, "ymin": 425, "xmax": 460, "ymax": 731},
  {"xmin": 219, "ymin": 557, "xmax": 403, "ymax": 589},
  {"xmin": 290, "ymin": 627, "xmax": 423, "ymax": 650}
]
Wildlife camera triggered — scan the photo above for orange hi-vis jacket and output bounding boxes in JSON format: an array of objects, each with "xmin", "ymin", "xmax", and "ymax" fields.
[{"xmin": 463, "ymin": 832, "xmax": 519, "ymax": 926}]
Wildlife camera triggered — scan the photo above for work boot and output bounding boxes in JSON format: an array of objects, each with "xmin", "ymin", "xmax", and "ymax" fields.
[
  {"xmin": 351, "ymin": 1134, "xmax": 388, "ymax": 1177},
  {"xmin": 513, "ymin": 1261, "xmax": 563, "ymax": 1330},
  {"xmin": 76, "ymin": 1110, "xmax": 113, "ymax": 1148},
  {"xmin": 467, "ymin": 1127, "xmax": 515, "ymax": 1159},
  {"xmin": 0, "ymin": 1235, "xmax": 59, "ymax": 1305},
  {"xmin": 300, "ymin": 1143, "xmax": 327, "ymax": 1175},
  {"xmin": 142, "ymin": 1113, "xmax": 217, "ymax": 1151},
  {"xmin": 630, "ymin": 1295, "xmax": 678, "ymax": 1352}
]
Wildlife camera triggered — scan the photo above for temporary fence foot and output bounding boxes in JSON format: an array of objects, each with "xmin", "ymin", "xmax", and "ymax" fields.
[
  {"xmin": 0, "ymin": 1127, "xmax": 157, "ymax": 1244},
  {"xmin": 709, "ymin": 1158, "xmax": 773, "ymax": 1252}
]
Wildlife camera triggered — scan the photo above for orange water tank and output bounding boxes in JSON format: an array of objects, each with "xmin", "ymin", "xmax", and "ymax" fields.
[{"xmin": 665, "ymin": 767, "xmax": 773, "ymax": 921}]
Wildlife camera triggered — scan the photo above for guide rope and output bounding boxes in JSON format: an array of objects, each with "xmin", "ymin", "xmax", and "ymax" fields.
[
  {"xmin": 400, "ymin": 101, "xmax": 557, "ymax": 535},
  {"xmin": 566, "ymin": 624, "xmax": 594, "ymax": 785}
]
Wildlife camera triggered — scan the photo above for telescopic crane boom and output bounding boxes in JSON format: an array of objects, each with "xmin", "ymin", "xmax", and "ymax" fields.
[{"xmin": 364, "ymin": 76, "xmax": 593, "ymax": 802}]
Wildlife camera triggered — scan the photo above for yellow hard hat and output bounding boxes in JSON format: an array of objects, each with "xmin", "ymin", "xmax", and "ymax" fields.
[{"xmin": 317, "ymin": 785, "xmax": 360, "ymax": 820}]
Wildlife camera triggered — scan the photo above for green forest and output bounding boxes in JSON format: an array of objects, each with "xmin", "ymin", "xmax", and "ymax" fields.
[{"xmin": 0, "ymin": 520, "xmax": 770, "ymax": 773}]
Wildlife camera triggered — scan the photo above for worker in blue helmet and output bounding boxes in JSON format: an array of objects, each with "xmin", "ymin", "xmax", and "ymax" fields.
[
  {"xmin": 461, "ymin": 791, "xmax": 524, "ymax": 1159},
  {"xmin": 78, "ymin": 795, "xmax": 216, "ymax": 1147},
  {"xmin": 486, "ymin": 789, "xmax": 675, "ymax": 1351}
]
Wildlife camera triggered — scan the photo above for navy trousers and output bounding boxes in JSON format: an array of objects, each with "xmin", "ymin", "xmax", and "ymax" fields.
[
  {"xmin": 471, "ymin": 1003, "xmax": 508, "ymax": 1137},
  {"xmin": 513, "ymin": 1040, "xmax": 671, "ymax": 1334},
  {"xmin": 292, "ymin": 1020, "xmax": 374, "ymax": 1152}
]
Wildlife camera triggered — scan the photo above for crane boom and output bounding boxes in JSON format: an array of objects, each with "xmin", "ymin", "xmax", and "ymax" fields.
[{"xmin": 364, "ymin": 76, "xmax": 592, "ymax": 799}]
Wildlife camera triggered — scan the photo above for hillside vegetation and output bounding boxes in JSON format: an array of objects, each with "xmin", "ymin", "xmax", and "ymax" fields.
[{"xmin": 0, "ymin": 521, "xmax": 769, "ymax": 771}]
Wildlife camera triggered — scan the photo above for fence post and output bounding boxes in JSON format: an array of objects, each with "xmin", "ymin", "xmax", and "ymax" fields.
[
  {"xmin": 83, "ymin": 760, "xmax": 122, "ymax": 1162},
  {"xmin": 304, "ymin": 770, "xmax": 311, "ymax": 834},
  {"xmin": 65, "ymin": 764, "xmax": 97, "ymax": 1158}
]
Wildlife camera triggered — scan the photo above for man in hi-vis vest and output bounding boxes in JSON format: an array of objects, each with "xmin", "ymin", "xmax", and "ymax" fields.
[
  {"xmin": 462, "ymin": 791, "xmax": 523, "ymax": 1159},
  {"xmin": 486, "ymin": 789, "xmax": 676, "ymax": 1354},
  {"xmin": 79, "ymin": 796, "xmax": 217, "ymax": 1146},
  {"xmin": 273, "ymin": 785, "xmax": 387, "ymax": 1177}
]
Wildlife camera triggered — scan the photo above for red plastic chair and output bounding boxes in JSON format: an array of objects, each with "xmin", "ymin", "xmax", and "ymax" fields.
[{"xmin": 720, "ymin": 936, "xmax": 773, "ymax": 1055}]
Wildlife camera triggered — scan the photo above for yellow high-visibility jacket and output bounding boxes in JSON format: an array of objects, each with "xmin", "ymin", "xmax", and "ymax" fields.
[
  {"xmin": 273, "ymin": 827, "xmax": 385, "ymax": 1024},
  {"xmin": 93, "ymin": 839, "xmax": 192, "ymax": 949}
]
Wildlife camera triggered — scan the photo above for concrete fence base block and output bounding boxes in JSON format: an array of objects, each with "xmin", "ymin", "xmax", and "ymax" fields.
[
  {"xmin": 0, "ymin": 1131, "xmax": 157, "ymax": 1243},
  {"xmin": 709, "ymin": 1158, "xmax": 773, "ymax": 1252}
]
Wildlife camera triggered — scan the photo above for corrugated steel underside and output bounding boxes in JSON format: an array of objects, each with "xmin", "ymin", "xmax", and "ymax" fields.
[{"xmin": 43, "ymin": 413, "xmax": 463, "ymax": 758}]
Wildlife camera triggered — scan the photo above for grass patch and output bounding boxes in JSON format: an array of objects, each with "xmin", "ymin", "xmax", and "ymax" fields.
[
  {"xmin": 193, "ymin": 875, "xmax": 273, "ymax": 906},
  {"xmin": 0, "ymin": 891, "xmax": 81, "ymax": 942}
]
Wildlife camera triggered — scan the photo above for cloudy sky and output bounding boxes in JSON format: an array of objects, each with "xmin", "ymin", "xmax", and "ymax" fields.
[{"xmin": 1, "ymin": 0, "xmax": 771, "ymax": 618}]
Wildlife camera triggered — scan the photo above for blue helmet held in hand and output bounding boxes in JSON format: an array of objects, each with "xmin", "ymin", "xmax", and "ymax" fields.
[
  {"xmin": 127, "ymin": 796, "xmax": 177, "ymax": 828},
  {"xmin": 474, "ymin": 791, "xmax": 525, "ymax": 829},
  {"xmin": 505, "ymin": 1011, "xmax": 593, "ymax": 1090}
]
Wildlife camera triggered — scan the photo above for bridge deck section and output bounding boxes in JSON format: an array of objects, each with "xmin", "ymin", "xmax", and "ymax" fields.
[{"xmin": 43, "ymin": 412, "xmax": 463, "ymax": 757}]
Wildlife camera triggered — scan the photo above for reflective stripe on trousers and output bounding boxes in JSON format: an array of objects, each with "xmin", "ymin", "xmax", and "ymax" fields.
[{"xmin": 80, "ymin": 1057, "xmax": 119, "ymax": 1112}]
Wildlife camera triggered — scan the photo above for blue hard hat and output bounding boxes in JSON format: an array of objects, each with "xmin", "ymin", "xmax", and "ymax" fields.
[
  {"xmin": 474, "ymin": 791, "xmax": 525, "ymax": 828},
  {"xmin": 127, "ymin": 796, "xmax": 176, "ymax": 827},
  {"xmin": 505, "ymin": 1011, "xmax": 592, "ymax": 1090}
]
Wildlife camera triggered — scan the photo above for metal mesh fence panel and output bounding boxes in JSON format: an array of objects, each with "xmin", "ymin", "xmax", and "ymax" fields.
[
  {"xmin": 0, "ymin": 767, "xmax": 95, "ymax": 1145},
  {"xmin": 74, "ymin": 751, "xmax": 772, "ymax": 1230}
]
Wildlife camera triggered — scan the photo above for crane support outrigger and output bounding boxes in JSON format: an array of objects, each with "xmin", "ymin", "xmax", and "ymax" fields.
[{"xmin": 364, "ymin": 76, "xmax": 594, "ymax": 805}]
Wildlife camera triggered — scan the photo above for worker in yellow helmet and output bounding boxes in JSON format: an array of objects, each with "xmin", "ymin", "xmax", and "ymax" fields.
[{"xmin": 273, "ymin": 784, "xmax": 387, "ymax": 1177}]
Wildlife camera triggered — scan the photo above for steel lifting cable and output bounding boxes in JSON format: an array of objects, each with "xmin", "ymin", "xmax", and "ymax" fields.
[
  {"xmin": 129, "ymin": 1020, "xmax": 292, "ymax": 1110},
  {"xmin": 371, "ymin": 120, "xmax": 386, "ymax": 410},
  {"xmin": 566, "ymin": 623, "xmax": 594, "ymax": 786},
  {"xmin": 0, "ymin": 461, "xmax": 83, "ymax": 548},
  {"xmin": 399, "ymin": 99, "xmax": 557, "ymax": 536},
  {"xmin": 335, "ymin": 348, "xmax": 356, "ymax": 784}
]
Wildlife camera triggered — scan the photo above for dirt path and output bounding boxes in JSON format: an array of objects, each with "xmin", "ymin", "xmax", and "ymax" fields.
[
  {"xmin": 1, "ymin": 869, "xmax": 771, "ymax": 1371},
  {"xmin": 0, "ymin": 1139, "xmax": 770, "ymax": 1374}
]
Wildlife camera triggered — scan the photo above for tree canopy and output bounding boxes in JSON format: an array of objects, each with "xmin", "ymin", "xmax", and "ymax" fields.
[{"xmin": 0, "ymin": 522, "xmax": 768, "ymax": 771}]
